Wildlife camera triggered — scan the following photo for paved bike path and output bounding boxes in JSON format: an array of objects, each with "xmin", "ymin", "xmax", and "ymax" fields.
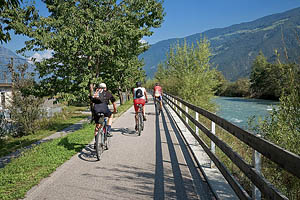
[{"xmin": 24, "ymin": 96, "xmax": 213, "ymax": 200}]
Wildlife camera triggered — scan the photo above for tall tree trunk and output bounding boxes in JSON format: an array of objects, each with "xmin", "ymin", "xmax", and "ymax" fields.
[
  {"xmin": 89, "ymin": 81, "xmax": 94, "ymax": 123},
  {"xmin": 118, "ymin": 85, "xmax": 123, "ymax": 105}
]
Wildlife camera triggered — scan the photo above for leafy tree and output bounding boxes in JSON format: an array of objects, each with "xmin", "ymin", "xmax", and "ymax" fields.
[
  {"xmin": 251, "ymin": 62, "xmax": 300, "ymax": 199},
  {"xmin": 250, "ymin": 51, "xmax": 291, "ymax": 99},
  {"xmin": 250, "ymin": 51, "xmax": 268, "ymax": 97},
  {"xmin": 155, "ymin": 38, "xmax": 218, "ymax": 111},
  {"xmin": 5, "ymin": 0, "xmax": 164, "ymax": 102},
  {"xmin": 214, "ymin": 70, "xmax": 228, "ymax": 96},
  {"xmin": 109, "ymin": 56, "xmax": 145, "ymax": 104},
  {"xmin": 226, "ymin": 78, "xmax": 250, "ymax": 97},
  {"xmin": 0, "ymin": 0, "xmax": 23, "ymax": 43}
]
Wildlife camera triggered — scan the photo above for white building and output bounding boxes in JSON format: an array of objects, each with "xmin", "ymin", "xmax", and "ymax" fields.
[{"xmin": 0, "ymin": 83, "xmax": 12, "ymax": 109}]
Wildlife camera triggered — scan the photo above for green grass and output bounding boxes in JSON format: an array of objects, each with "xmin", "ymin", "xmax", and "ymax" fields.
[
  {"xmin": 0, "ymin": 101, "xmax": 133, "ymax": 200},
  {"xmin": 0, "ymin": 123, "xmax": 94, "ymax": 200}
]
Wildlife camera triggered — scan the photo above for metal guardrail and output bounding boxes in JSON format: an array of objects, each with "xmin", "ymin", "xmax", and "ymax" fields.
[{"xmin": 163, "ymin": 92, "xmax": 300, "ymax": 200}]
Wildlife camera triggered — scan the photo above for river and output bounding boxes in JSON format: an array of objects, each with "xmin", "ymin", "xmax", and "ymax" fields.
[{"xmin": 213, "ymin": 97, "xmax": 279, "ymax": 130}]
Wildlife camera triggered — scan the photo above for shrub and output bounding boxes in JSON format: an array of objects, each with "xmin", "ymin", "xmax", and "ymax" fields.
[
  {"xmin": 6, "ymin": 60, "xmax": 45, "ymax": 136},
  {"xmin": 252, "ymin": 63, "xmax": 300, "ymax": 199}
]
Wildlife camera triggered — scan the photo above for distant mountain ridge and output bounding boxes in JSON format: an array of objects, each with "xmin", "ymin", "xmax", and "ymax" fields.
[
  {"xmin": 140, "ymin": 7, "xmax": 300, "ymax": 81},
  {"xmin": 0, "ymin": 46, "xmax": 35, "ymax": 83}
]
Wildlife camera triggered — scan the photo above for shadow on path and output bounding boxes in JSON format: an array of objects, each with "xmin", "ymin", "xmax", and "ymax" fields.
[
  {"xmin": 152, "ymin": 104, "xmax": 213, "ymax": 199},
  {"xmin": 164, "ymin": 106, "xmax": 214, "ymax": 199},
  {"xmin": 154, "ymin": 112, "xmax": 164, "ymax": 199},
  {"xmin": 78, "ymin": 144, "xmax": 98, "ymax": 162}
]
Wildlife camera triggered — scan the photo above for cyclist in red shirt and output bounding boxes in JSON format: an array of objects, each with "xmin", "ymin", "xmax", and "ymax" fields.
[
  {"xmin": 133, "ymin": 82, "xmax": 148, "ymax": 131},
  {"xmin": 153, "ymin": 83, "xmax": 163, "ymax": 111}
]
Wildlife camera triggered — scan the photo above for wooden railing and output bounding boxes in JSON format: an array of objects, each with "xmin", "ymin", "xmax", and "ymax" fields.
[{"xmin": 163, "ymin": 92, "xmax": 300, "ymax": 200}]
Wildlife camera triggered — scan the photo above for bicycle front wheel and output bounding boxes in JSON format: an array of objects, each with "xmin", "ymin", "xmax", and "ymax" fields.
[
  {"xmin": 104, "ymin": 133, "xmax": 111, "ymax": 150},
  {"xmin": 95, "ymin": 129, "xmax": 104, "ymax": 160}
]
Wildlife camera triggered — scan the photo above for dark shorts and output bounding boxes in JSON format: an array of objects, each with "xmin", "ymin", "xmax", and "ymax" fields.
[
  {"xmin": 154, "ymin": 96, "xmax": 162, "ymax": 101},
  {"xmin": 94, "ymin": 103, "xmax": 112, "ymax": 124}
]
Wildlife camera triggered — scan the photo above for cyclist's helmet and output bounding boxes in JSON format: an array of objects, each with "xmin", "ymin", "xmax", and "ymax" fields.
[
  {"xmin": 155, "ymin": 83, "xmax": 160, "ymax": 86},
  {"xmin": 99, "ymin": 83, "xmax": 106, "ymax": 88},
  {"xmin": 136, "ymin": 81, "xmax": 142, "ymax": 87}
]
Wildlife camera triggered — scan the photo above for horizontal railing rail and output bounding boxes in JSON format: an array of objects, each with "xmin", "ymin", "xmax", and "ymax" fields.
[{"xmin": 163, "ymin": 92, "xmax": 300, "ymax": 200}]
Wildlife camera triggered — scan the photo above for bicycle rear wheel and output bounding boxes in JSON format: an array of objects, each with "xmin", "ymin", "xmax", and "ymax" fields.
[
  {"xmin": 138, "ymin": 112, "xmax": 143, "ymax": 136},
  {"xmin": 95, "ymin": 129, "xmax": 104, "ymax": 160},
  {"xmin": 158, "ymin": 101, "xmax": 162, "ymax": 115},
  {"xmin": 141, "ymin": 115, "xmax": 144, "ymax": 131},
  {"xmin": 155, "ymin": 99, "xmax": 161, "ymax": 115}
]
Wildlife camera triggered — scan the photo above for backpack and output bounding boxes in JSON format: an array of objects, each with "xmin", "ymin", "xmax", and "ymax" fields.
[
  {"xmin": 91, "ymin": 90, "xmax": 107, "ymax": 104},
  {"xmin": 135, "ymin": 88, "xmax": 143, "ymax": 98},
  {"xmin": 98, "ymin": 91, "xmax": 107, "ymax": 103}
]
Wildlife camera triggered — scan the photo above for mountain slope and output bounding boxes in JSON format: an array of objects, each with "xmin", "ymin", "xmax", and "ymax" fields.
[
  {"xmin": 140, "ymin": 7, "xmax": 300, "ymax": 81},
  {"xmin": 0, "ymin": 46, "xmax": 35, "ymax": 83}
]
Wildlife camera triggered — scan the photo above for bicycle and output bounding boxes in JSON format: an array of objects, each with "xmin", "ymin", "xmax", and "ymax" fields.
[
  {"xmin": 136, "ymin": 104, "xmax": 144, "ymax": 136},
  {"xmin": 154, "ymin": 96, "xmax": 162, "ymax": 115},
  {"xmin": 95, "ymin": 113, "xmax": 110, "ymax": 161}
]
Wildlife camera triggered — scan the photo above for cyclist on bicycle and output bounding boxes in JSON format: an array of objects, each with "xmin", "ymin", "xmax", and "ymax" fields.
[
  {"xmin": 90, "ymin": 83, "xmax": 117, "ymax": 146},
  {"xmin": 153, "ymin": 82, "xmax": 163, "ymax": 111},
  {"xmin": 133, "ymin": 81, "xmax": 148, "ymax": 131}
]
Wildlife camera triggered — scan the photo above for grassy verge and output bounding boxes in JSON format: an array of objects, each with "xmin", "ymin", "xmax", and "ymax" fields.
[
  {"xmin": 0, "ymin": 101, "xmax": 132, "ymax": 200},
  {"xmin": 0, "ymin": 123, "xmax": 94, "ymax": 200},
  {"xmin": 0, "ymin": 106, "xmax": 90, "ymax": 157}
]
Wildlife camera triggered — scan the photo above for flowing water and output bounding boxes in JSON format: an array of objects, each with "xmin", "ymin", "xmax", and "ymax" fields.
[{"xmin": 213, "ymin": 97, "xmax": 279, "ymax": 130}]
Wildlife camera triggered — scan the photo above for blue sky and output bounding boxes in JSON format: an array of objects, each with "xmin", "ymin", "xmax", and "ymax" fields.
[
  {"xmin": 145, "ymin": 0, "xmax": 300, "ymax": 44},
  {"xmin": 2, "ymin": 0, "xmax": 300, "ymax": 59}
]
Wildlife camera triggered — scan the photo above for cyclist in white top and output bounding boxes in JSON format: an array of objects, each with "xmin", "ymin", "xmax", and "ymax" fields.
[{"xmin": 133, "ymin": 82, "xmax": 148, "ymax": 131}]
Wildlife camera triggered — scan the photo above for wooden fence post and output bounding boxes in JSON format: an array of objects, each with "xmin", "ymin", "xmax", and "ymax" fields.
[
  {"xmin": 172, "ymin": 97, "xmax": 175, "ymax": 109},
  {"xmin": 195, "ymin": 112, "xmax": 199, "ymax": 145},
  {"xmin": 185, "ymin": 106, "xmax": 188, "ymax": 124},
  {"xmin": 179, "ymin": 102, "xmax": 182, "ymax": 117},
  {"xmin": 252, "ymin": 142, "xmax": 262, "ymax": 200},
  {"xmin": 211, "ymin": 121, "xmax": 216, "ymax": 168}
]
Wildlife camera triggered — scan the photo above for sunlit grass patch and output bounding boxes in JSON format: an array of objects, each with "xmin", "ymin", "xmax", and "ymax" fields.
[{"xmin": 0, "ymin": 123, "xmax": 94, "ymax": 200}]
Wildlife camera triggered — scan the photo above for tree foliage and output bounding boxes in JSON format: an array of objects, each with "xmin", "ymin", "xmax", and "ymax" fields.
[
  {"xmin": 249, "ymin": 51, "xmax": 297, "ymax": 100},
  {"xmin": 218, "ymin": 78, "xmax": 250, "ymax": 97},
  {"xmin": 251, "ymin": 62, "xmax": 300, "ymax": 199},
  {"xmin": 0, "ymin": 0, "xmax": 23, "ymax": 43},
  {"xmin": 155, "ymin": 38, "xmax": 218, "ymax": 111},
  {"xmin": 4, "ymin": 0, "xmax": 164, "ymax": 102}
]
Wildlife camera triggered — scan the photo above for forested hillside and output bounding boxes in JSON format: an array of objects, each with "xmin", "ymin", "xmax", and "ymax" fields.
[{"xmin": 141, "ymin": 7, "xmax": 300, "ymax": 81}]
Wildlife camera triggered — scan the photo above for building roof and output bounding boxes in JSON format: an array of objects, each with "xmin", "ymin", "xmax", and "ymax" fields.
[{"xmin": 0, "ymin": 83, "xmax": 12, "ymax": 88}]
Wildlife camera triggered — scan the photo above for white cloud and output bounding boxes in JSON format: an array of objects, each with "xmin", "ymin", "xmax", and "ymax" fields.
[{"xmin": 27, "ymin": 50, "xmax": 53, "ymax": 64}]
